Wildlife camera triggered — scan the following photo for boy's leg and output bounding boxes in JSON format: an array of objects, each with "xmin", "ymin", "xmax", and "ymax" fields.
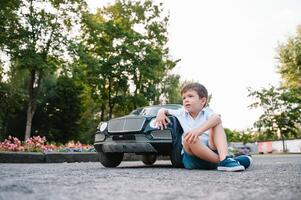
[
  {"xmin": 182, "ymin": 150, "xmax": 218, "ymax": 170},
  {"xmin": 183, "ymin": 138, "xmax": 219, "ymax": 163},
  {"xmin": 208, "ymin": 123, "xmax": 228, "ymax": 161},
  {"xmin": 208, "ymin": 123, "xmax": 245, "ymax": 171},
  {"xmin": 182, "ymin": 141, "xmax": 193, "ymax": 155}
]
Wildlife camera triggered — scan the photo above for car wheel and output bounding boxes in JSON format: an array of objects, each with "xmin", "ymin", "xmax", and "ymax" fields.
[
  {"xmin": 142, "ymin": 154, "xmax": 157, "ymax": 165},
  {"xmin": 170, "ymin": 140, "xmax": 184, "ymax": 168},
  {"xmin": 98, "ymin": 150, "xmax": 124, "ymax": 168}
]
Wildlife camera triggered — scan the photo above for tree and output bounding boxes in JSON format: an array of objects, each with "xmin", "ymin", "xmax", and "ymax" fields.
[
  {"xmin": 0, "ymin": 0, "xmax": 21, "ymax": 50},
  {"xmin": 0, "ymin": 62, "xmax": 7, "ymax": 140},
  {"xmin": 277, "ymin": 26, "xmax": 301, "ymax": 90},
  {"xmin": 79, "ymin": 0, "xmax": 178, "ymax": 120},
  {"xmin": 33, "ymin": 75, "xmax": 83, "ymax": 143},
  {"xmin": 0, "ymin": 63, "xmax": 27, "ymax": 140},
  {"xmin": 248, "ymin": 86, "xmax": 301, "ymax": 151},
  {"xmin": 160, "ymin": 74, "xmax": 182, "ymax": 104},
  {"xmin": 248, "ymin": 25, "xmax": 301, "ymax": 151},
  {"xmin": 0, "ymin": 0, "xmax": 86, "ymax": 140},
  {"xmin": 225, "ymin": 128, "xmax": 242, "ymax": 142}
]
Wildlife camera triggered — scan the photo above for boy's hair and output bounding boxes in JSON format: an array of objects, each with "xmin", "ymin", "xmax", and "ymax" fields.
[{"xmin": 181, "ymin": 82, "xmax": 208, "ymax": 99}]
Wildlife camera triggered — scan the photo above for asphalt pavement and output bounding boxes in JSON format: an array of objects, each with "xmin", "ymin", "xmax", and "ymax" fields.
[{"xmin": 0, "ymin": 154, "xmax": 300, "ymax": 200}]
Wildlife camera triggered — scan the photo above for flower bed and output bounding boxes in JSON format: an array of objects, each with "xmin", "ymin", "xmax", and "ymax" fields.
[{"xmin": 0, "ymin": 135, "xmax": 95, "ymax": 153}]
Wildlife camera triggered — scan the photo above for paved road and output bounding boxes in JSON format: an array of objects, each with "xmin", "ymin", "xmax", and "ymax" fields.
[{"xmin": 0, "ymin": 154, "xmax": 300, "ymax": 200}]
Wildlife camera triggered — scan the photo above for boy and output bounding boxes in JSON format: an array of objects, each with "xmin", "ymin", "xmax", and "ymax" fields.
[{"xmin": 155, "ymin": 82, "xmax": 252, "ymax": 171}]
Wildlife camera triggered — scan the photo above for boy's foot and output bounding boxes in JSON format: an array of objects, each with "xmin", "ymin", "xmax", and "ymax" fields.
[
  {"xmin": 217, "ymin": 156, "xmax": 245, "ymax": 172},
  {"xmin": 234, "ymin": 155, "xmax": 253, "ymax": 169}
]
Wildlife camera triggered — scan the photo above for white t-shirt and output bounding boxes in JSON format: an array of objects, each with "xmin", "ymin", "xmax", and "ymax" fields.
[{"xmin": 167, "ymin": 107, "xmax": 215, "ymax": 143}]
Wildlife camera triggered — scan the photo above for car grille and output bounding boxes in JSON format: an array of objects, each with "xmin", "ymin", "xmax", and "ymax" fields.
[
  {"xmin": 108, "ymin": 116, "xmax": 146, "ymax": 133},
  {"xmin": 151, "ymin": 130, "xmax": 172, "ymax": 140}
]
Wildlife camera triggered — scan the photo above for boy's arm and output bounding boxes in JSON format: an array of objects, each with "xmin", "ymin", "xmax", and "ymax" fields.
[
  {"xmin": 155, "ymin": 108, "xmax": 171, "ymax": 130},
  {"xmin": 184, "ymin": 114, "xmax": 221, "ymax": 143},
  {"xmin": 196, "ymin": 113, "xmax": 221, "ymax": 134}
]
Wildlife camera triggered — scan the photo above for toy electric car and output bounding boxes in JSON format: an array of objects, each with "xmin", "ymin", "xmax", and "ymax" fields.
[{"xmin": 94, "ymin": 104, "xmax": 184, "ymax": 168}]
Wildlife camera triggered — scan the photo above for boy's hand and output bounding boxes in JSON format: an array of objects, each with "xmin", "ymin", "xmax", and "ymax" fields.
[
  {"xmin": 184, "ymin": 129, "xmax": 201, "ymax": 144},
  {"xmin": 155, "ymin": 108, "xmax": 170, "ymax": 130}
]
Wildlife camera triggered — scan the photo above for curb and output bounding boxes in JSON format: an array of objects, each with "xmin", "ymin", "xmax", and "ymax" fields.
[
  {"xmin": 0, "ymin": 152, "xmax": 99, "ymax": 163},
  {"xmin": 0, "ymin": 152, "xmax": 45, "ymax": 163},
  {"xmin": 45, "ymin": 152, "xmax": 100, "ymax": 163},
  {"xmin": 0, "ymin": 152, "xmax": 169, "ymax": 163}
]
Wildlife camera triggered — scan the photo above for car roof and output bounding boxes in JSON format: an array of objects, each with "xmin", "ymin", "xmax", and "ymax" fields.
[
  {"xmin": 129, "ymin": 104, "xmax": 182, "ymax": 116},
  {"xmin": 143, "ymin": 104, "xmax": 182, "ymax": 109}
]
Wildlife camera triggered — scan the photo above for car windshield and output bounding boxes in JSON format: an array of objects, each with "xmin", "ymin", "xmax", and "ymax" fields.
[
  {"xmin": 129, "ymin": 108, "xmax": 143, "ymax": 115},
  {"xmin": 138, "ymin": 105, "xmax": 182, "ymax": 116}
]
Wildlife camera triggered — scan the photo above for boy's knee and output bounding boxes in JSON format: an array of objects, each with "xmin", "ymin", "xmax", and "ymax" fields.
[
  {"xmin": 216, "ymin": 122, "xmax": 224, "ymax": 129},
  {"xmin": 184, "ymin": 138, "xmax": 206, "ymax": 149},
  {"xmin": 212, "ymin": 123, "xmax": 224, "ymax": 133},
  {"xmin": 183, "ymin": 141, "xmax": 190, "ymax": 150},
  {"xmin": 183, "ymin": 138, "xmax": 198, "ymax": 148},
  {"xmin": 183, "ymin": 141, "xmax": 194, "ymax": 155}
]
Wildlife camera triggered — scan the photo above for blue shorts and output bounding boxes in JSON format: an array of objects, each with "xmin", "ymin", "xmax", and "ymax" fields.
[{"xmin": 182, "ymin": 135, "xmax": 218, "ymax": 170}]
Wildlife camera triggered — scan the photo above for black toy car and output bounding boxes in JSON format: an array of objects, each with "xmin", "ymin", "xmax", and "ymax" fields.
[{"xmin": 94, "ymin": 104, "xmax": 184, "ymax": 168}]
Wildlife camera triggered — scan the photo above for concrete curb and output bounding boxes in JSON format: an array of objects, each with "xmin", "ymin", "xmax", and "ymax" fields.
[
  {"xmin": 45, "ymin": 152, "xmax": 100, "ymax": 163},
  {"xmin": 0, "ymin": 152, "xmax": 100, "ymax": 163},
  {"xmin": 0, "ymin": 152, "xmax": 45, "ymax": 163},
  {"xmin": 0, "ymin": 152, "xmax": 169, "ymax": 163}
]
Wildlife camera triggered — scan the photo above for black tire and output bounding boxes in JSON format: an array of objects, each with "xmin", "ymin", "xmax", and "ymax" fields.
[
  {"xmin": 142, "ymin": 154, "xmax": 157, "ymax": 165},
  {"xmin": 168, "ymin": 116, "xmax": 184, "ymax": 168},
  {"xmin": 170, "ymin": 140, "xmax": 184, "ymax": 168},
  {"xmin": 170, "ymin": 139, "xmax": 184, "ymax": 168},
  {"xmin": 98, "ymin": 150, "xmax": 123, "ymax": 168}
]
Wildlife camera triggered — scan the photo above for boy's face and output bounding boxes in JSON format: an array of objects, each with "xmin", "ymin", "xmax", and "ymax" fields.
[{"xmin": 182, "ymin": 89, "xmax": 206, "ymax": 113}]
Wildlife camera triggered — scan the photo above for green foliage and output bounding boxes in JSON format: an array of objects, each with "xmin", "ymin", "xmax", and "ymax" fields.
[
  {"xmin": 73, "ymin": 80, "xmax": 99, "ymax": 144},
  {"xmin": 161, "ymin": 74, "xmax": 182, "ymax": 104},
  {"xmin": 0, "ymin": 62, "xmax": 3, "ymax": 80},
  {"xmin": 247, "ymin": 25, "xmax": 301, "ymax": 142},
  {"xmin": 79, "ymin": 0, "xmax": 179, "ymax": 120},
  {"xmin": 33, "ymin": 76, "xmax": 83, "ymax": 143},
  {"xmin": 0, "ymin": 0, "xmax": 87, "ymax": 139},
  {"xmin": 0, "ymin": 0, "xmax": 21, "ymax": 50},
  {"xmin": 225, "ymin": 127, "xmax": 270, "ymax": 143},
  {"xmin": 277, "ymin": 26, "xmax": 301, "ymax": 89},
  {"xmin": 0, "ymin": 70, "xmax": 95, "ymax": 144},
  {"xmin": 248, "ymin": 86, "xmax": 301, "ymax": 140},
  {"xmin": 225, "ymin": 128, "xmax": 253, "ymax": 144},
  {"xmin": 0, "ymin": 0, "xmax": 181, "ymax": 143},
  {"xmin": 0, "ymin": 67, "xmax": 27, "ymax": 140},
  {"xmin": 225, "ymin": 128, "xmax": 242, "ymax": 142}
]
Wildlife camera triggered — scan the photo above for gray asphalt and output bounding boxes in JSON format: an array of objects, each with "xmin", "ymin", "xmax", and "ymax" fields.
[{"xmin": 0, "ymin": 154, "xmax": 300, "ymax": 200}]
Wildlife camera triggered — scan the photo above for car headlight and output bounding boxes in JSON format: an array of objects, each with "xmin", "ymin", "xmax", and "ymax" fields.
[
  {"xmin": 95, "ymin": 133, "xmax": 106, "ymax": 142},
  {"xmin": 149, "ymin": 119, "xmax": 159, "ymax": 129},
  {"xmin": 97, "ymin": 122, "xmax": 108, "ymax": 132}
]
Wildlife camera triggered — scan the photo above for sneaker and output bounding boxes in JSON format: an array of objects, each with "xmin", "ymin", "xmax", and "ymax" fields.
[
  {"xmin": 217, "ymin": 156, "xmax": 245, "ymax": 172},
  {"xmin": 234, "ymin": 155, "xmax": 253, "ymax": 169}
]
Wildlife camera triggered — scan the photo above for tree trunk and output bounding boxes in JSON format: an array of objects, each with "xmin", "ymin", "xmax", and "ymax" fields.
[
  {"xmin": 133, "ymin": 88, "xmax": 137, "ymax": 109},
  {"xmin": 107, "ymin": 79, "xmax": 116, "ymax": 119},
  {"xmin": 1, "ymin": 106, "xmax": 10, "ymax": 140},
  {"xmin": 281, "ymin": 134, "xmax": 286, "ymax": 153},
  {"xmin": 100, "ymin": 103, "xmax": 105, "ymax": 121},
  {"xmin": 108, "ymin": 80, "xmax": 112, "ymax": 119},
  {"xmin": 25, "ymin": 102, "xmax": 34, "ymax": 140},
  {"xmin": 24, "ymin": 69, "xmax": 41, "ymax": 140},
  {"xmin": 109, "ymin": 105, "xmax": 113, "ymax": 119}
]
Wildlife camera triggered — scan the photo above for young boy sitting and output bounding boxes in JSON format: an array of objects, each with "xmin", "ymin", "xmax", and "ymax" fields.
[{"xmin": 155, "ymin": 82, "xmax": 252, "ymax": 172}]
